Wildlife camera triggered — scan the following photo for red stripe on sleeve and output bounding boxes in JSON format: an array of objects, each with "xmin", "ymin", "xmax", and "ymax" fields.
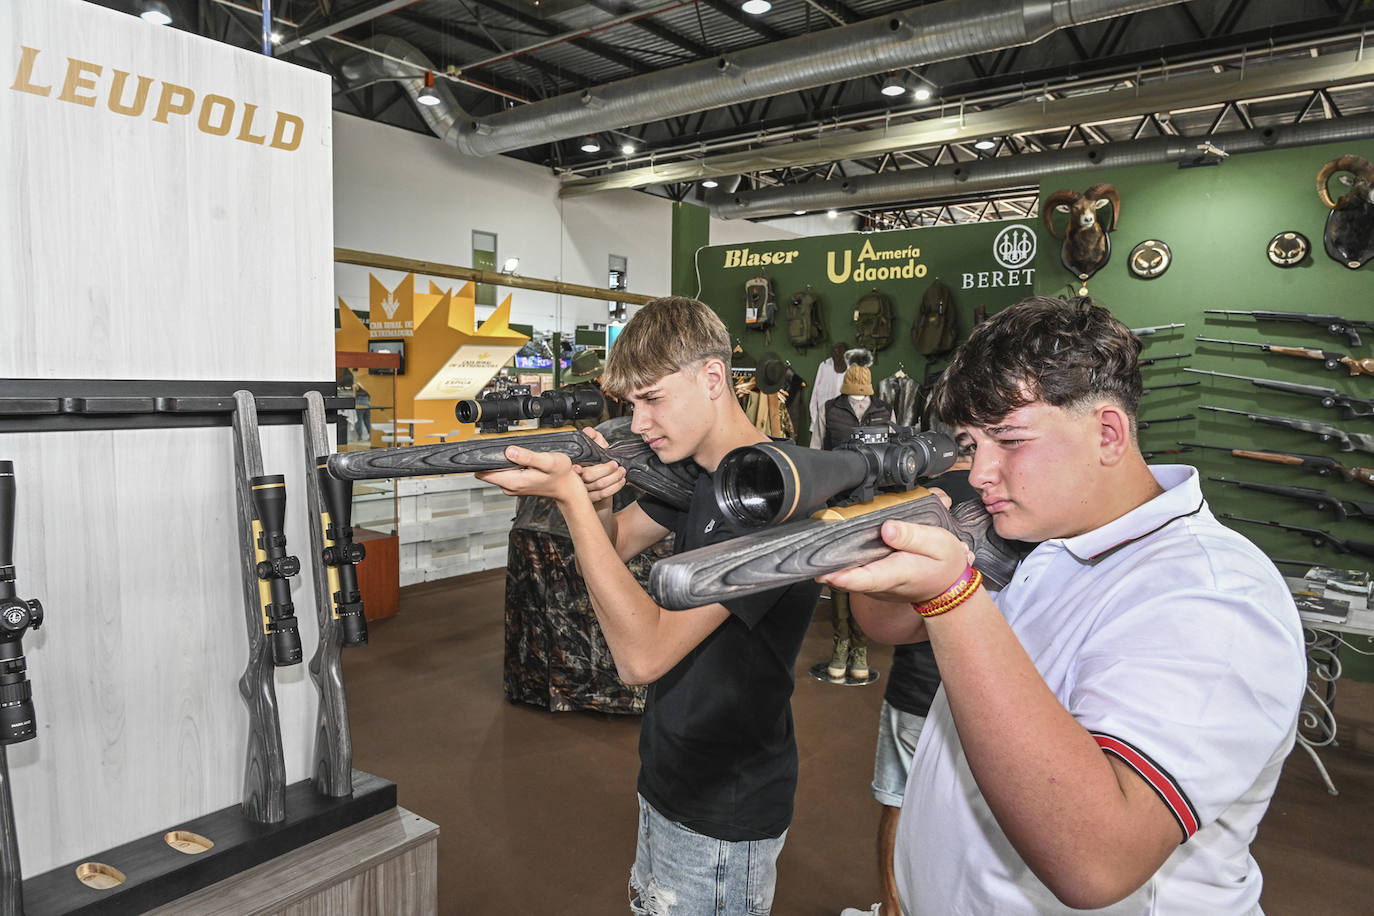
[{"xmin": 1094, "ymin": 734, "xmax": 1199, "ymax": 840}]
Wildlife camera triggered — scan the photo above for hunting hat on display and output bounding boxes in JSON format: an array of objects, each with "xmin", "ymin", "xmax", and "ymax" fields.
[
  {"xmin": 564, "ymin": 348, "xmax": 605, "ymax": 382},
  {"xmin": 840, "ymin": 347, "xmax": 874, "ymax": 395},
  {"xmin": 755, "ymin": 351, "xmax": 788, "ymax": 394}
]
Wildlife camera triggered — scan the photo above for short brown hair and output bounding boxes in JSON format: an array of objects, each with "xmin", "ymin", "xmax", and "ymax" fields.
[
  {"xmin": 601, "ymin": 296, "xmax": 732, "ymax": 395},
  {"xmin": 933, "ymin": 296, "xmax": 1143, "ymax": 427}
]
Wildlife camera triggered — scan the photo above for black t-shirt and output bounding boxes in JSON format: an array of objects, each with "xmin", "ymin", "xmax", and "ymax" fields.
[
  {"xmin": 883, "ymin": 468, "xmax": 978, "ymax": 717},
  {"xmin": 636, "ymin": 469, "xmax": 822, "ymax": 841}
]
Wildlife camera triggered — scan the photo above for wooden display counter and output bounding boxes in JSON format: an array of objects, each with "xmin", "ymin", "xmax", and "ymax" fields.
[{"xmin": 355, "ymin": 527, "xmax": 400, "ymax": 622}]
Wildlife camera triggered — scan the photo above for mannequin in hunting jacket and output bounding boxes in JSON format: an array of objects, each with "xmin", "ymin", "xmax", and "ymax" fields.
[{"xmin": 821, "ymin": 349, "xmax": 894, "ymax": 681}]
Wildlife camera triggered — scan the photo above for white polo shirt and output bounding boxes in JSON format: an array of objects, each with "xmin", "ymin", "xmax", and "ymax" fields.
[{"xmin": 895, "ymin": 465, "xmax": 1305, "ymax": 915}]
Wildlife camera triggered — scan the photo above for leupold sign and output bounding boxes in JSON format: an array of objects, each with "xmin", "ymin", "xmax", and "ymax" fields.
[{"xmin": 9, "ymin": 45, "xmax": 306, "ymax": 150}]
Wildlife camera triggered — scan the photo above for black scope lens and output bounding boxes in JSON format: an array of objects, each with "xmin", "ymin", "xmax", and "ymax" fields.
[
  {"xmin": 455, "ymin": 395, "xmax": 543, "ymax": 424},
  {"xmin": 0, "ymin": 640, "xmax": 35, "ymax": 745},
  {"xmin": 272, "ymin": 626, "xmax": 303, "ymax": 667},
  {"xmin": 339, "ymin": 606, "xmax": 368, "ymax": 648},
  {"xmin": 540, "ymin": 389, "xmax": 605, "ymax": 421},
  {"xmin": 715, "ymin": 443, "xmax": 867, "ymax": 529}
]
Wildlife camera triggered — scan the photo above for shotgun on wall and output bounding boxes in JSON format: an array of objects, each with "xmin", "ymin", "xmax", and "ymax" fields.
[
  {"xmin": 1181, "ymin": 441, "xmax": 1374, "ymax": 487},
  {"xmin": 647, "ymin": 430, "xmax": 1027, "ymax": 611},
  {"xmin": 1202, "ymin": 310, "xmax": 1374, "ymax": 348},
  {"xmin": 1219, "ymin": 514, "xmax": 1374, "ymax": 561},
  {"xmin": 1196, "ymin": 336, "xmax": 1374, "ymax": 376},
  {"xmin": 1185, "ymin": 369, "xmax": 1374, "ymax": 419}
]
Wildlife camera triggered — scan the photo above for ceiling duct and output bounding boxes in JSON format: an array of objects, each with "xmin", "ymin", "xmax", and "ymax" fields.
[
  {"xmin": 337, "ymin": 36, "xmax": 467, "ymax": 149},
  {"xmin": 709, "ymin": 112, "xmax": 1374, "ymax": 219},
  {"xmin": 446, "ymin": 0, "xmax": 1187, "ymax": 157}
]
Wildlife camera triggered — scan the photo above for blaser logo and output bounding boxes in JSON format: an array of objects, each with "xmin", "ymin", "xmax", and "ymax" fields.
[{"xmin": 9, "ymin": 45, "xmax": 305, "ymax": 151}]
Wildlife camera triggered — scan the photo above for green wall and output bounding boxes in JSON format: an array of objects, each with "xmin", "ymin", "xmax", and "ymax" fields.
[
  {"xmin": 695, "ymin": 218, "xmax": 1043, "ymax": 443},
  {"xmin": 691, "ymin": 137, "xmax": 1374, "ymax": 674},
  {"xmin": 672, "ymin": 202, "xmax": 711, "ymax": 298}
]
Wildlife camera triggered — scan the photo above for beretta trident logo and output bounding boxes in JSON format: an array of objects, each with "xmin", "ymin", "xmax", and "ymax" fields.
[{"xmin": 963, "ymin": 223, "xmax": 1037, "ymax": 290}]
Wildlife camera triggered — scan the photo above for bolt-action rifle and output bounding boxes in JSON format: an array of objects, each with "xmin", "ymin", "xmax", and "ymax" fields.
[
  {"xmin": 1137, "ymin": 414, "xmax": 1194, "ymax": 430},
  {"xmin": 1185, "ymin": 368, "xmax": 1374, "ymax": 419},
  {"xmin": 1196, "ymin": 336, "xmax": 1374, "ymax": 376},
  {"xmin": 1203, "ymin": 310, "xmax": 1374, "ymax": 348},
  {"xmin": 645, "ymin": 429, "xmax": 1027, "ymax": 611},
  {"xmin": 1137, "ymin": 353, "xmax": 1191, "ymax": 368},
  {"xmin": 1141, "ymin": 380, "xmax": 1199, "ymax": 395},
  {"xmin": 1142, "ymin": 447, "xmax": 1193, "ymax": 460},
  {"xmin": 1130, "ymin": 323, "xmax": 1184, "ymax": 337},
  {"xmin": 1180, "ymin": 441, "xmax": 1374, "ymax": 487},
  {"xmin": 1199, "ymin": 406, "xmax": 1374, "ymax": 456},
  {"xmin": 1219, "ymin": 514, "xmax": 1374, "ymax": 561},
  {"xmin": 1208, "ymin": 476, "xmax": 1374, "ymax": 523}
]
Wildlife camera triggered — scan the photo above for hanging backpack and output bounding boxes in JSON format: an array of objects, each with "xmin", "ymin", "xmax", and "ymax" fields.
[
  {"xmin": 911, "ymin": 279, "xmax": 958, "ymax": 356},
  {"xmin": 785, "ymin": 288, "xmax": 824, "ymax": 351},
  {"xmin": 852, "ymin": 289, "xmax": 895, "ymax": 352},
  {"xmin": 744, "ymin": 275, "xmax": 777, "ymax": 333}
]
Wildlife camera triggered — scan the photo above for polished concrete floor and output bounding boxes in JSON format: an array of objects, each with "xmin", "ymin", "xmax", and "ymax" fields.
[{"xmin": 346, "ymin": 570, "xmax": 1374, "ymax": 915}]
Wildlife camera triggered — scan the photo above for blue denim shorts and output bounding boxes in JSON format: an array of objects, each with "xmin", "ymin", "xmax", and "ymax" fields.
[
  {"xmin": 871, "ymin": 700, "xmax": 927, "ymax": 808},
  {"xmin": 628, "ymin": 794, "xmax": 787, "ymax": 916}
]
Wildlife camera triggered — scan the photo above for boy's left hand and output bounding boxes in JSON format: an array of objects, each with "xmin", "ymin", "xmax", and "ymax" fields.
[{"xmin": 476, "ymin": 445, "xmax": 584, "ymax": 503}]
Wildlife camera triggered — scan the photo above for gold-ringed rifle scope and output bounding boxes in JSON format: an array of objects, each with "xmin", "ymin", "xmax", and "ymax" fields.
[
  {"xmin": 714, "ymin": 427, "xmax": 960, "ymax": 529},
  {"xmin": 0, "ymin": 460, "xmax": 43, "ymax": 745},
  {"xmin": 315, "ymin": 459, "xmax": 368, "ymax": 648},
  {"xmin": 249, "ymin": 474, "xmax": 303, "ymax": 666}
]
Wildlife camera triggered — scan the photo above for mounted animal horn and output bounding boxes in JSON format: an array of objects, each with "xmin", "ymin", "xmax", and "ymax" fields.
[
  {"xmin": 1085, "ymin": 183, "xmax": 1121, "ymax": 231},
  {"xmin": 1041, "ymin": 189, "xmax": 1082, "ymax": 239},
  {"xmin": 1316, "ymin": 154, "xmax": 1374, "ymax": 208}
]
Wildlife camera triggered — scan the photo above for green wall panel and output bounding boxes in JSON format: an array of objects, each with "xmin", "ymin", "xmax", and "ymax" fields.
[{"xmin": 672, "ymin": 202, "xmax": 711, "ymax": 298}]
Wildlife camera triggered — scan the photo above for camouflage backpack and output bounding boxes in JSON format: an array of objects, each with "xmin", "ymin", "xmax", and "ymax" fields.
[
  {"xmin": 852, "ymin": 289, "xmax": 895, "ymax": 352},
  {"xmin": 785, "ymin": 288, "xmax": 825, "ymax": 351},
  {"xmin": 911, "ymin": 279, "xmax": 958, "ymax": 356}
]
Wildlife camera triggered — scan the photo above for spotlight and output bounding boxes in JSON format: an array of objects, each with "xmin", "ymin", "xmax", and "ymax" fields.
[
  {"xmin": 826, "ymin": 209, "xmax": 838, "ymax": 218},
  {"xmin": 580, "ymin": 135, "xmax": 601, "ymax": 153},
  {"xmin": 793, "ymin": 209, "xmax": 806, "ymax": 216},
  {"xmin": 270, "ymin": 31, "xmax": 283, "ymax": 45},
  {"xmin": 139, "ymin": 0, "xmax": 172, "ymax": 25},
  {"xmin": 701, "ymin": 179, "xmax": 719, "ymax": 189},
  {"xmin": 880, "ymin": 74, "xmax": 906, "ymax": 97},
  {"xmin": 973, "ymin": 137, "xmax": 997, "ymax": 151},
  {"xmin": 621, "ymin": 143, "xmax": 635, "ymax": 156},
  {"xmin": 913, "ymin": 86, "xmax": 932, "ymax": 101},
  {"xmin": 501, "ymin": 257, "xmax": 520, "ymax": 274},
  {"xmin": 416, "ymin": 72, "xmax": 441, "ymax": 107},
  {"xmin": 741, "ymin": 0, "xmax": 771, "ymax": 14}
]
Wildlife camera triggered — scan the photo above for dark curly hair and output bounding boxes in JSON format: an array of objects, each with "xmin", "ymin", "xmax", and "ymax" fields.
[{"xmin": 932, "ymin": 296, "xmax": 1143, "ymax": 428}]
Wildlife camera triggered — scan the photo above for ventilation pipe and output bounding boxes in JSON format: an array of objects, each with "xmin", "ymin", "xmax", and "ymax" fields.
[
  {"xmin": 338, "ymin": 37, "xmax": 467, "ymax": 149},
  {"xmin": 349, "ymin": 0, "xmax": 1189, "ymax": 157},
  {"xmin": 709, "ymin": 113, "xmax": 1374, "ymax": 219}
]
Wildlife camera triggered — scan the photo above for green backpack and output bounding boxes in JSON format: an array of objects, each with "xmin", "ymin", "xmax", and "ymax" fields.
[
  {"xmin": 852, "ymin": 289, "xmax": 895, "ymax": 352},
  {"xmin": 911, "ymin": 279, "xmax": 958, "ymax": 356},
  {"xmin": 785, "ymin": 288, "xmax": 825, "ymax": 351}
]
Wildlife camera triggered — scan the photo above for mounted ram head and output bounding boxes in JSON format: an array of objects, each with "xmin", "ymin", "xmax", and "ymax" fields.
[
  {"xmin": 1042, "ymin": 184, "xmax": 1121, "ymax": 284},
  {"xmin": 1317, "ymin": 155, "xmax": 1374, "ymax": 270}
]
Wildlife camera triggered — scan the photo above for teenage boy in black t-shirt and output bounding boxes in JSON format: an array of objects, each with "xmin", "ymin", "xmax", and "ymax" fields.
[{"xmin": 477, "ymin": 296, "xmax": 821, "ymax": 916}]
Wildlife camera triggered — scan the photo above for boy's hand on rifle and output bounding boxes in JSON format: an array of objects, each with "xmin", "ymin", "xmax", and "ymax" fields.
[
  {"xmin": 574, "ymin": 427, "xmax": 627, "ymax": 507},
  {"xmin": 818, "ymin": 519, "xmax": 974, "ymax": 606},
  {"xmin": 476, "ymin": 446, "xmax": 585, "ymax": 503}
]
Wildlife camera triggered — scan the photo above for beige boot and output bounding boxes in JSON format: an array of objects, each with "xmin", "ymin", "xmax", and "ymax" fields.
[
  {"xmin": 828, "ymin": 634, "xmax": 850, "ymax": 681},
  {"xmin": 848, "ymin": 644, "xmax": 869, "ymax": 681}
]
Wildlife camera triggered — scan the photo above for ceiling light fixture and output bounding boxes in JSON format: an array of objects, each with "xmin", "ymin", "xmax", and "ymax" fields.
[
  {"xmin": 416, "ymin": 72, "xmax": 441, "ymax": 107},
  {"xmin": 580, "ymin": 135, "xmax": 601, "ymax": 153},
  {"xmin": 973, "ymin": 137, "xmax": 998, "ymax": 150},
  {"xmin": 621, "ymin": 143, "xmax": 635, "ymax": 156},
  {"xmin": 741, "ymin": 0, "xmax": 772, "ymax": 15},
  {"xmin": 701, "ymin": 179, "xmax": 719, "ymax": 188},
  {"xmin": 139, "ymin": 0, "xmax": 172, "ymax": 25},
  {"xmin": 793, "ymin": 209, "xmax": 806, "ymax": 216},
  {"xmin": 880, "ymin": 74, "xmax": 906, "ymax": 97},
  {"xmin": 501, "ymin": 257, "xmax": 520, "ymax": 274},
  {"xmin": 827, "ymin": 209, "xmax": 838, "ymax": 218},
  {"xmin": 913, "ymin": 86, "xmax": 932, "ymax": 101}
]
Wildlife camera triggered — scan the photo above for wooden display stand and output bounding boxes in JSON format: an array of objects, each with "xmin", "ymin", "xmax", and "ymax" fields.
[{"xmin": 355, "ymin": 527, "xmax": 400, "ymax": 622}]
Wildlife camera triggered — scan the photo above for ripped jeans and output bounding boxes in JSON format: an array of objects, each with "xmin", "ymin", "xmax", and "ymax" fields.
[{"xmin": 628, "ymin": 794, "xmax": 787, "ymax": 916}]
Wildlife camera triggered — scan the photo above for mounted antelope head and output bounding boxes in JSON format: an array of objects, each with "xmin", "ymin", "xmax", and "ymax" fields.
[
  {"xmin": 1041, "ymin": 183, "xmax": 1121, "ymax": 283},
  {"xmin": 1317, "ymin": 155, "xmax": 1374, "ymax": 269}
]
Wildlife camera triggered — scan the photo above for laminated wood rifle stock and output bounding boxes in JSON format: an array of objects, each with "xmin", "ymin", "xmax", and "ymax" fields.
[
  {"xmin": 326, "ymin": 430, "xmax": 697, "ymax": 509},
  {"xmin": 649, "ymin": 492, "xmax": 1024, "ymax": 611}
]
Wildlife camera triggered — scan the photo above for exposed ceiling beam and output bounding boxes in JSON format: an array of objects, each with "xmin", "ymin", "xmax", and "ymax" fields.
[
  {"xmin": 278, "ymin": 0, "xmax": 419, "ymax": 54},
  {"xmin": 559, "ymin": 49, "xmax": 1374, "ymax": 196}
]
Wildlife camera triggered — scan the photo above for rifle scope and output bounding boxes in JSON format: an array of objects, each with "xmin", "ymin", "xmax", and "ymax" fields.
[
  {"xmin": 316, "ymin": 460, "xmax": 368, "ymax": 648},
  {"xmin": 0, "ymin": 461, "xmax": 43, "ymax": 746},
  {"xmin": 249, "ymin": 475, "xmax": 303, "ymax": 666},
  {"xmin": 715, "ymin": 428, "xmax": 959, "ymax": 529},
  {"xmin": 455, "ymin": 388, "xmax": 604, "ymax": 430}
]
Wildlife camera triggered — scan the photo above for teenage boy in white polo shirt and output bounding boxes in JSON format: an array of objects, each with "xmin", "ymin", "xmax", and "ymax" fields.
[{"xmin": 825, "ymin": 296, "xmax": 1306, "ymax": 915}]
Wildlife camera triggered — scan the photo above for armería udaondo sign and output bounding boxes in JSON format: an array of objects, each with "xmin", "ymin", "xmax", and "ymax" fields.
[{"xmin": 722, "ymin": 238, "xmax": 929, "ymax": 285}]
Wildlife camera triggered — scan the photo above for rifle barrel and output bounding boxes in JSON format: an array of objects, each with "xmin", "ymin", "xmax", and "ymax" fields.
[{"xmin": 1196, "ymin": 336, "xmax": 1264, "ymax": 348}]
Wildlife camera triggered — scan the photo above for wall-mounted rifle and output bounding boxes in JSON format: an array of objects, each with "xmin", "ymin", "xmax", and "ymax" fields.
[
  {"xmin": 1208, "ymin": 476, "xmax": 1374, "ymax": 523},
  {"xmin": 1181, "ymin": 441, "xmax": 1374, "ymax": 487},
  {"xmin": 1137, "ymin": 353, "xmax": 1191, "ymax": 368},
  {"xmin": 1199, "ymin": 406, "xmax": 1374, "ymax": 456},
  {"xmin": 1196, "ymin": 336, "xmax": 1374, "ymax": 376},
  {"xmin": 1140, "ymin": 381, "xmax": 1199, "ymax": 396},
  {"xmin": 1137, "ymin": 413, "xmax": 1194, "ymax": 430},
  {"xmin": 1185, "ymin": 368, "xmax": 1374, "ymax": 419},
  {"xmin": 1203, "ymin": 310, "xmax": 1374, "ymax": 348},
  {"xmin": 1129, "ymin": 323, "xmax": 1184, "ymax": 338},
  {"xmin": 0, "ymin": 461, "xmax": 44, "ymax": 914},
  {"xmin": 645, "ymin": 429, "xmax": 1026, "ymax": 611},
  {"xmin": 1220, "ymin": 513, "xmax": 1374, "ymax": 561}
]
